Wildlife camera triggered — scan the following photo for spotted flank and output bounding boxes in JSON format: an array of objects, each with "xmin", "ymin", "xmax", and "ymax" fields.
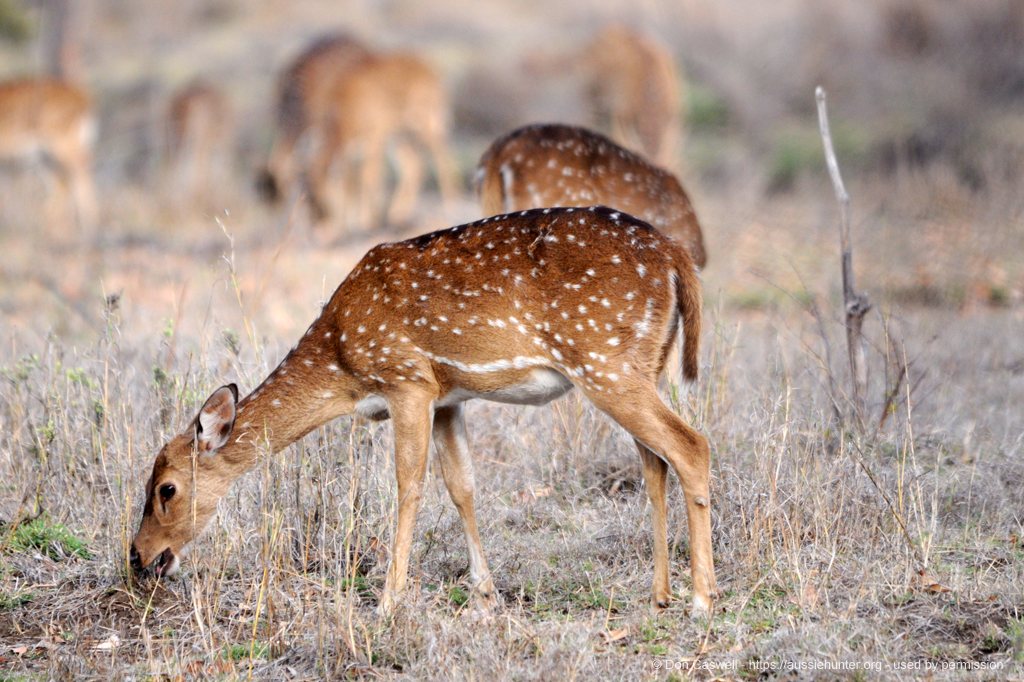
[{"xmin": 286, "ymin": 206, "xmax": 704, "ymax": 400}]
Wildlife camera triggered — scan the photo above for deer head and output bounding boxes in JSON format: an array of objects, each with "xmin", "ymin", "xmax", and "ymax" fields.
[{"xmin": 130, "ymin": 385, "xmax": 240, "ymax": 576}]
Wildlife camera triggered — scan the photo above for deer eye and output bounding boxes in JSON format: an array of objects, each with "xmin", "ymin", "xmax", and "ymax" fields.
[{"xmin": 159, "ymin": 484, "xmax": 176, "ymax": 502}]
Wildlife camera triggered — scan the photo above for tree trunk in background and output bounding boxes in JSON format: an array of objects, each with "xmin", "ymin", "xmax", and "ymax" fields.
[{"xmin": 38, "ymin": 0, "xmax": 83, "ymax": 81}]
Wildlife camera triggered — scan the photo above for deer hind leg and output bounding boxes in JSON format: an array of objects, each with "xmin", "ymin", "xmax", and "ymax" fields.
[
  {"xmin": 68, "ymin": 160, "xmax": 97, "ymax": 232},
  {"xmin": 421, "ymin": 125, "xmax": 457, "ymax": 213},
  {"xmin": 304, "ymin": 124, "xmax": 340, "ymax": 226},
  {"xmin": 590, "ymin": 384, "xmax": 716, "ymax": 616},
  {"xmin": 637, "ymin": 440, "xmax": 671, "ymax": 607},
  {"xmin": 386, "ymin": 137, "xmax": 424, "ymax": 228},
  {"xmin": 432, "ymin": 404, "xmax": 497, "ymax": 609},
  {"xmin": 258, "ymin": 130, "xmax": 298, "ymax": 203},
  {"xmin": 51, "ymin": 139, "xmax": 96, "ymax": 233},
  {"xmin": 356, "ymin": 133, "xmax": 387, "ymax": 231},
  {"xmin": 379, "ymin": 386, "xmax": 437, "ymax": 616}
]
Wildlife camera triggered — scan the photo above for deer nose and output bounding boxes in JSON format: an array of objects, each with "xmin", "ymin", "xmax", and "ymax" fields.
[{"xmin": 130, "ymin": 544, "xmax": 142, "ymax": 572}]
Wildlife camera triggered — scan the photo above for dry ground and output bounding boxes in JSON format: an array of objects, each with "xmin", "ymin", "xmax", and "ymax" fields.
[
  {"xmin": 1, "ymin": 0, "xmax": 1024, "ymax": 679},
  {"xmin": 0, "ymin": 171, "xmax": 1021, "ymax": 680}
]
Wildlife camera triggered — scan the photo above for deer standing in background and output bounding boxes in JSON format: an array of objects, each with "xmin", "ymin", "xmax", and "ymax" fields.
[
  {"xmin": 526, "ymin": 25, "xmax": 683, "ymax": 167},
  {"xmin": 477, "ymin": 123, "xmax": 706, "ymax": 268},
  {"xmin": 303, "ymin": 51, "xmax": 456, "ymax": 231},
  {"xmin": 130, "ymin": 206, "xmax": 716, "ymax": 617},
  {"xmin": 256, "ymin": 33, "xmax": 372, "ymax": 204},
  {"xmin": 166, "ymin": 79, "xmax": 232, "ymax": 207},
  {"xmin": 0, "ymin": 77, "xmax": 97, "ymax": 229},
  {"xmin": 580, "ymin": 25, "xmax": 683, "ymax": 167}
]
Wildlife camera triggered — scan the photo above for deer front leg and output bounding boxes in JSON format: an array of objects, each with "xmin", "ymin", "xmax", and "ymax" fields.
[
  {"xmin": 379, "ymin": 387, "xmax": 435, "ymax": 617},
  {"xmin": 432, "ymin": 404, "xmax": 497, "ymax": 610}
]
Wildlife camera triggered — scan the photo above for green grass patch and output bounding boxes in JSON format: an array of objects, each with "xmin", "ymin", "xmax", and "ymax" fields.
[
  {"xmin": 3, "ymin": 514, "xmax": 91, "ymax": 560},
  {"xmin": 339, "ymin": 573, "xmax": 373, "ymax": 597},
  {"xmin": 0, "ymin": 590, "xmax": 33, "ymax": 610},
  {"xmin": 688, "ymin": 84, "xmax": 731, "ymax": 132},
  {"xmin": 0, "ymin": 0, "xmax": 32, "ymax": 43},
  {"xmin": 1007, "ymin": 617, "xmax": 1024, "ymax": 663},
  {"xmin": 448, "ymin": 584, "xmax": 470, "ymax": 607},
  {"xmin": 766, "ymin": 123, "xmax": 869, "ymax": 193},
  {"xmin": 728, "ymin": 287, "xmax": 812, "ymax": 311},
  {"xmin": 221, "ymin": 642, "xmax": 270, "ymax": 661}
]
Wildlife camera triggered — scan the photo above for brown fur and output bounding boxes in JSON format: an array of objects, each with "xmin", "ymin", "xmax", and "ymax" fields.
[
  {"xmin": 580, "ymin": 25, "xmax": 683, "ymax": 166},
  {"xmin": 0, "ymin": 77, "xmax": 96, "ymax": 228},
  {"xmin": 131, "ymin": 207, "xmax": 715, "ymax": 615},
  {"xmin": 304, "ymin": 51, "xmax": 456, "ymax": 230},
  {"xmin": 166, "ymin": 79, "xmax": 232, "ymax": 206},
  {"xmin": 257, "ymin": 33, "xmax": 372, "ymax": 203},
  {"xmin": 477, "ymin": 124, "xmax": 706, "ymax": 269}
]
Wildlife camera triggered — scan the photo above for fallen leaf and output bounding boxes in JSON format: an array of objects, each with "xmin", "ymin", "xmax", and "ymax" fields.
[
  {"xmin": 12, "ymin": 646, "xmax": 27, "ymax": 655},
  {"xmin": 93, "ymin": 633, "xmax": 121, "ymax": 651},
  {"xmin": 914, "ymin": 569, "xmax": 951, "ymax": 594},
  {"xmin": 602, "ymin": 627, "xmax": 629, "ymax": 643}
]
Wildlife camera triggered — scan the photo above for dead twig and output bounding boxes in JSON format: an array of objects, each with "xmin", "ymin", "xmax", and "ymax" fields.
[{"xmin": 816, "ymin": 86, "xmax": 871, "ymax": 428}]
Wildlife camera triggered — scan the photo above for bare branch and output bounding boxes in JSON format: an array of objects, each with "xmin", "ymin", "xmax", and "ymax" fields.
[{"xmin": 815, "ymin": 86, "xmax": 871, "ymax": 428}]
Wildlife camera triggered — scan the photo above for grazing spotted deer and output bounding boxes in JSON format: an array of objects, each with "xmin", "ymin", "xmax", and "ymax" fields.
[
  {"xmin": 0, "ymin": 77, "xmax": 97, "ymax": 228},
  {"xmin": 303, "ymin": 51, "xmax": 456, "ymax": 230},
  {"xmin": 256, "ymin": 32, "xmax": 372, "ymax": 204},
  {"xmin": 477, "ymin": 123, "xmax": 707, "ymax": 269},
  {"xmin": 130, "ymin": 206, "xmax": 715, "ymax": 616},
  {"xmin": 166, "ymin": 79, "xmax": 232, "ymax": 206}
]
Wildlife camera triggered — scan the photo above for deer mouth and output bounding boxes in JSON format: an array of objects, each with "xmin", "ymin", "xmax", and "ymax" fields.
[
  {"xmin": 155, "ymin": 548, "xmax": 180, "ymax": 577},
  {"xmin": 133, "ymin": 547, "xmax": 180, "ymax": 578}
]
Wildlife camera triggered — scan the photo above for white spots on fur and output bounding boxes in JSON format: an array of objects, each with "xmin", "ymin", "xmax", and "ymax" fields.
[
  {"xmin": 636, "ymin": 264, "xmax": 646, "ymax": 278},
  {"xmin": 272, "ymin": 399, "xmax": 282, "ymax": 408},
  {"xmin": 635, "ymin": 298, "xmax": 657, "ymax": 338},
  {"xmin": 607, "ymin": 337, "xmax": 620, "ymax": 346}
]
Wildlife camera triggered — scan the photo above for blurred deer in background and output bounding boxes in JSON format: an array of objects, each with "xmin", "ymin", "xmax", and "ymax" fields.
[
  {"xmin": 303, "ymin": 51, "xmax": 457, "ymax": 231},
  {"xmin": 477, "ymin": 124, "xmax": 706, "ymax": 268},
  {"xmin": 129, "ymin": 206, "xmax": 716, "ymax": 617},
  {"xmin": 0, "ymin": 77, "xmax": 97, "ymax": 229},
  {"xmin": 580, "ymin": 25, "xmax": 683, "ymax": 167},
  {"xmin": 166, "ymin": 79, "xmax": 232, "ymax": 208},
  {"xmin": 256, "ymin": 32, "xmax": 372, "ymax": 205},
  {"xmin": 525, "ymin": 25, "xmax": 684, "ymax": 167}
]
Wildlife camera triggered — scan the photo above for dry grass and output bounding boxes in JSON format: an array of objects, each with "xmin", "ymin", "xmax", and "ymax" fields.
[
  {"xmin": 0, "ymin": 176, "xmax": 1021, "ymax": 679},
  {"xmin": 1, "ymin": 0, "xmax": 1023, "ymax": 679}
]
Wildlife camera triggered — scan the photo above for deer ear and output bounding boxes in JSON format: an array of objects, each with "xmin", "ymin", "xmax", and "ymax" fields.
[{"xmin": 195, "ymin": 384, "xmax": 238, "ymax": 453}]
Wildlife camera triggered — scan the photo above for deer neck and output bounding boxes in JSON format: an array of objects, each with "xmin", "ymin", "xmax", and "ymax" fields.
[{"xmin": 213, "ymin": 328, "xmax": 351, "ymax": 475}]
